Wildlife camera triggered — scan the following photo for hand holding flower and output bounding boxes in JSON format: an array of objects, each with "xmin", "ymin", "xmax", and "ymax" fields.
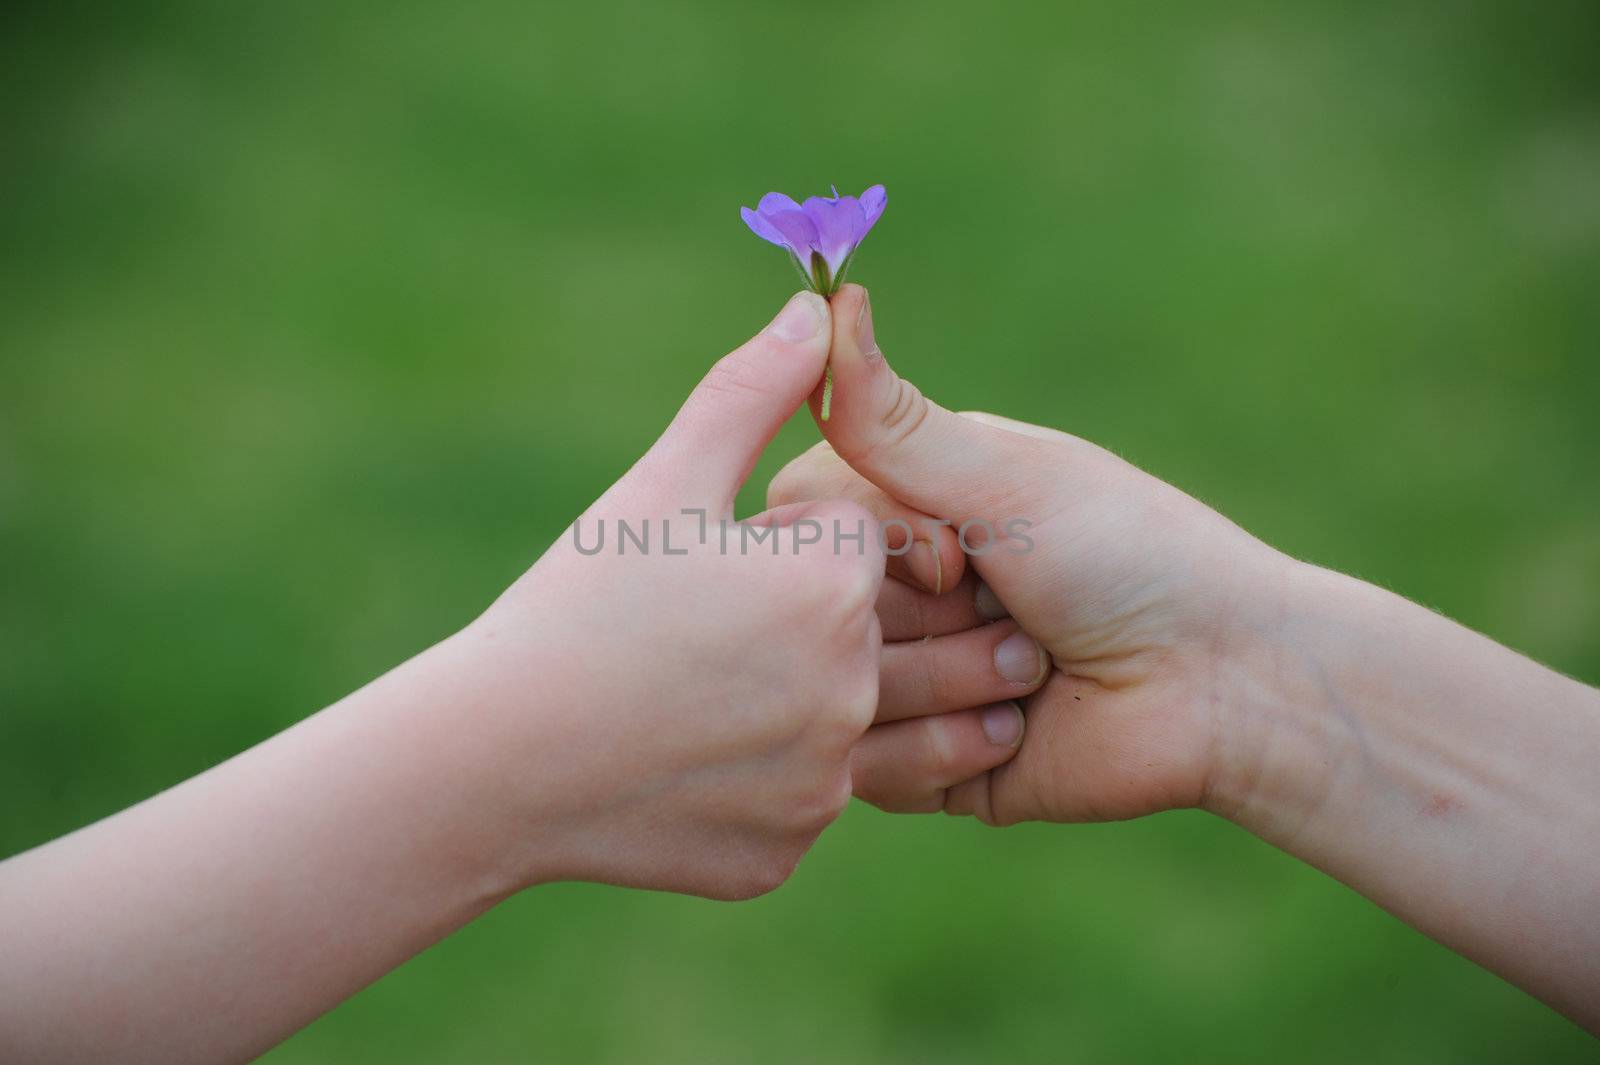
[
  {"xmin": 767, "ymin": 284, "xmax": 1600, "ymax": 1033},
  {"xmin": 0, "ymin": 292, "xmax": 890, "ymax": 1064},
  {"xmin": 741, "ymin": 184, "xmax": 886, "ymax": 419}
]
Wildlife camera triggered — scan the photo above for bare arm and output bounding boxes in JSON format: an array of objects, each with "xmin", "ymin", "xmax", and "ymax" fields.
[
  {"xmin": 1215, "ymin": 561, "xmax": 1600, "ymax": 1028},
  {"xmin": 0, "ymin": 635, "xmax": 524, "ymax": 1064}
]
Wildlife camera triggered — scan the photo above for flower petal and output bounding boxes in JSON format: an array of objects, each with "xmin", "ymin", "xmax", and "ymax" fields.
[
  {"xmin": 762, "ymin": 208, "xmax": 820, "ymax": 258},
  {"xmin": 757, "ymin": 192, "xmax": 804, "ymax": 217},
  {"xmin": 741, "ymin": 206, "xmax": 787, "ymax": 247},
  {"xmin": 857, "ymin": 185, "xmax": 887, "ymax": 241},
  {"xmin": 801, "ymin": 194, "xmax": 864, "ymax": 274}
]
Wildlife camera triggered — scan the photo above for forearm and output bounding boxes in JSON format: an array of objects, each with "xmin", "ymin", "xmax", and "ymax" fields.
[
  {"xmin": 1215, "ymin": 559, "xmax": 1600, "ymax": 1030},
  {"xmin": 0, "ymin": 630, "xmax": 536, "ymax": 1064}
]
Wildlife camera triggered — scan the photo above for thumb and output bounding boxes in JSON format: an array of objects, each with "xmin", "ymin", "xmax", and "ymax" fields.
[
  {"xmin": 644, "ymin": 290, "xmax": 831, "ymax": 511},
  {"xmin": 814, "ymin": 285, "xmax": 1028, "ymax": 522}
]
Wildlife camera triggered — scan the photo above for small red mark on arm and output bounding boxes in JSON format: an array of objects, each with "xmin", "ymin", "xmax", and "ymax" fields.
[{"xmin": 1425, "ymin": 793, "xmax": 1463, "ymax": 817}]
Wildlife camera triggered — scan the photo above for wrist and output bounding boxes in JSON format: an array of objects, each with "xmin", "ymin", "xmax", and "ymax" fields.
[
  {"xmin": 1204, "ymin": 552, "xmax": 1599, "ymax": 850},
  {"xmin": 1201, "ymin": 557, "xmax": 1381, "ymax": 834},
  {"xmin": 1200, "ymin": 553, "xmax": 1600, "ymax": 1029},
  {"xmin": 357, "ymin": 622, "xmax": 581, "ymax": 900}
]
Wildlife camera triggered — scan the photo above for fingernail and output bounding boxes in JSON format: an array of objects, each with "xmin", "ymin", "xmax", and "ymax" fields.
[
  {"xmin": 981, "ymin": 702, "xmax": 1025, "ymax": 747},
  {"xmin": 908, "ymin": 538, "xmax": 943, "ymax": 595},
  {"xmin": 994, "ymin": 630, "xmax": 1046, "ymax": 685},
  {"xmin": 855, "ymin": 290, "xmax": 880, "ymax": 361},
  {"xmin": 974, "ymin": 581, "xmax": 1008, "ymax": 621},
  {"xmin": 768, "ymin": 291, "xmax": 827, "ymax": 343}
]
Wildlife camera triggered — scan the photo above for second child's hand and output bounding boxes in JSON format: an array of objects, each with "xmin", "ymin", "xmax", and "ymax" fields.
[{"xmin": 770, "ymin": 283, "xmax": 1600, "ymax": 1031}]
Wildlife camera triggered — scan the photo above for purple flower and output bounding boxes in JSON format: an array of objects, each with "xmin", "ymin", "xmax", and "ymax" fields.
[{"xmin": 741, "ymin": 184, "xmax": 887, "ymax": 297}]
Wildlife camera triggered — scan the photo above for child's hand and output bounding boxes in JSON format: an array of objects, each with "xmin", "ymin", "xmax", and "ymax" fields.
[
  {"xmin": 768, "ymin": 285, "xmax": 1287, "ymax": 826},
  {"xmin": 454, "ymin": 292, "xmax": 886, "ymax": 899},
  {"xmin": 0, "ymin": 292, "xmax": 889, "ymax": 1062},
  {"xmin": 764, "ymin": 285, "xmax": 1600, "ymax": 1032}
]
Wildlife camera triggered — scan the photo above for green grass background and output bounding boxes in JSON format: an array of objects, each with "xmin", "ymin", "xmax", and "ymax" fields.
[{"xmin": 3, "ymin": 1, "xmax": 1597, "ymax": 1060}]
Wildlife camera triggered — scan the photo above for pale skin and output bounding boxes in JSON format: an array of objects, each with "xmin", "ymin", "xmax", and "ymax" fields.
[
  {"xmin": 769, "ymin": 283, "xmax": 1600, "ymax": 1033},
  {"xmin": 3, "ymin": 283, "xmax": 1595, "ymax": 1059},
  {"xmin": 0, "ymin": 292, "xmax": 1040, "ymax": 1064}
]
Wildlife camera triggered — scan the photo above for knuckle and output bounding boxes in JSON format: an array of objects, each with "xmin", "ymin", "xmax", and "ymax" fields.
[
  {"xmin": 717, "ymin": 861, "xmax": 790, "ymax": 902},
  {"xmin": 977, "ymin": 806, "xmax": 1015, "ymax": 828},
  {"xmin": 921, "ymin": 717, "xmax": 959, "ymax": 775},
  {"xmin": 943, "ymin": 790, "xmax": 975, "ymax": 818},
  {"xmin": 819, "ymin": 496, "xmax": 875, "ymax": 530},
  {"xmin": 846, "ymin": 564, "xmax": 880, "ymax": 612},
  {"xmin": 711, "ymin": 841, "xmax": 808, "ymax": 902},
  {"xmin": 816, "ymin": 677, "xmax": 876, "ymax": 748},
  {"xmin": 766, "ymin": 466, "xmax": 801, "ymax": 508},
  {"xmin": 819, "ymin": 770, "xmax": 853, "ymax": 824},
  {"xmin": 865, "ymin": 787, "xmax": 942, "ymax": 815},
  {"xmin": 698, "ymin": 349, "xmax": 771, "ymax": 407},
  {"xmin": 822, "ymin": 556, "xmax": 880, "ymax": 617},
  {"xmin": 977, "ymin": 789, "xmax": 1018, "ymax": 827},
  {"xmin": 851, "ymin": 776, "xmax": 888, "ymax": 810},
  {"xmin": 877, "ymin": 376, "xmax": 932, "ymax": 449},
  {"xmin": 918, "ymin": 646, "xmax": 958, "ymax": 708},
  {"xmin": 946, "ymin": 774, "xmax": 1005, "ymax": 825},
  {"xmin": 847, "ymin": 748, "xmax": 884, "ymax": 805},
  {"xmin": 791, "ymin": 770, "xmax": 848, "ymax": 828},
  {"xmin": 845, "ymin": 672, "xmax": 879, "ymax": 733}
]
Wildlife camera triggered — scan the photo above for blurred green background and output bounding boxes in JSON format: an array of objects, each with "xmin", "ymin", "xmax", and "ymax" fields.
[{"xmin": 3, "ymin": 0, "xmax": 1597, "ymax": 1060}]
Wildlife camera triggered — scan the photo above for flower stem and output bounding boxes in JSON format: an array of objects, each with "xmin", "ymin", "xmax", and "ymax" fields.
[{"xmin": 820, "ymin": 363, "xmax": 833, "ymax": 421}]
